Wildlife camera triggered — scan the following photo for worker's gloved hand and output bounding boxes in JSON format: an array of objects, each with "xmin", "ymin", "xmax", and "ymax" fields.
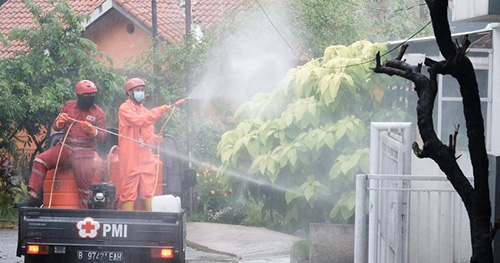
[
  {"xmin": 80, "ymin": 121, "xmax": 98, "ymax": 137},
  {"xmin": 153, "ymin": 135, "xmax": 163, "ymax": 145},
  {"xmin": 159, "ymin": 104, "xmax": 172, "ymax": 114},
  {"xmin": 55, "ymin": 113, "xmax": 69, "ymax": 128}
]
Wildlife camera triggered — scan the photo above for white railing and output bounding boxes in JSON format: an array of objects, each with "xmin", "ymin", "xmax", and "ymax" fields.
[{"xmin": 355, "ymin": 174, "xmax": 472, "ymax": 263}]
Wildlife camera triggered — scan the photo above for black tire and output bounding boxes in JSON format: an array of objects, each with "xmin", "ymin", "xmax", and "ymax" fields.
[
  {"xmin": 177, "ymin": 250, "xmax": 186, "ymax": 263},
  {"xmin": 24, "ymin": 255, "xmax": 49, "ymax": 263}
]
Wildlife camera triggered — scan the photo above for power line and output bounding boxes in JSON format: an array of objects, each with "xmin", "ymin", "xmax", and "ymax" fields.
[
  {"xmin": 253, "ymin": 0, "xmax": 432, "ymax": 69},
  {"xmin": 329, "ymin": 20, "xmax": 432, "ymax": 70},
  {"xmin": 253, "ymin": 0, "xmax": 297, "ymax": 55}
]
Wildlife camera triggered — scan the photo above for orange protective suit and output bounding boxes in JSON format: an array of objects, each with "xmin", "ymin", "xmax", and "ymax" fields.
[
  {"xmin": 118, "ymin": 99, "xmax": 165, "ymax": 203},
  {"xmin": 28, "ymin": 100, "xmax": 106, "ymax": 209}
]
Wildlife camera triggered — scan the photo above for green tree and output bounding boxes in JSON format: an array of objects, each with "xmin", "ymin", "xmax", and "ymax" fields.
[
  {"xmin": 126, "ymin": 32, "xmax": 233, "ymax": 165},
  {"xmin": 0, "ymin": 0, "xmax": 121, "ymax": 172},
  {"xmin": 280, "ymin": 0, "xmax": 431, "ymax": 58},
  {"xmin": 217, "ymin": 41, "xmax": 408, "ymax": 231}
]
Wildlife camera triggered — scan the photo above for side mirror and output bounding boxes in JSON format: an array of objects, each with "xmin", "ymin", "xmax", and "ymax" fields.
[{"xmin": 182, "ymin": 170, "xmax": 197, "ymax": 188}]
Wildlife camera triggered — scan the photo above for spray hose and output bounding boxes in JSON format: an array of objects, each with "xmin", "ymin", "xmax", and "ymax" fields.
[
  {"xmin": 67, "ymin": 98, "xmax": 187, "ymax": 148},
  {"xmin": 48, "ymin": 121, "xmax": 76, "ymax": 208},
  {"xmin": 64, "ymin": 99, "xmax": 186, "ymax": 203},
  {"xmin": 152, "ymin": 105, "xmax": 177, "ymax": 196}
]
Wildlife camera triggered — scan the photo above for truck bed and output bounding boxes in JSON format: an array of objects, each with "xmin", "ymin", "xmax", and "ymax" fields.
[{"xmin": 17, "ymin": 207, "xmax": 186, "ymax": 263}]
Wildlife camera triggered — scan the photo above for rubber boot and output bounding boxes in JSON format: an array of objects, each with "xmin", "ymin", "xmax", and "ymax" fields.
[
  {"xmin": 143, "ymin": 198, "xmax": 153, "ymax": 212},
  {"xmin": 121, "ymin": 201, "xmax": 135, "ymax": 211}
]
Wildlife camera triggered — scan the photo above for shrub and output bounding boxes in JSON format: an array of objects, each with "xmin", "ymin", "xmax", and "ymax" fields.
[{"xmin": 191, "ymin": 164, "xmax": 231, "ymax": 219}]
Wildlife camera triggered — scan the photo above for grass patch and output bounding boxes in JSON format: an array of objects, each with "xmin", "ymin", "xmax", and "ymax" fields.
[{"xmin": 292, "ymin": 239, "xmax": 309, "ymax": 261}]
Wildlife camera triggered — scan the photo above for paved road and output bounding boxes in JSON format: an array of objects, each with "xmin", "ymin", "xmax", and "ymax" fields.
[
  {"xmin": 0, "ymin": 222, "xmax": 301, "ymax": 263},
  {"xmin": 0, "ymin": 228, "xmax": 236, "ymax": 263},
  {"xmin": 0, "ymin": 228, "xmax": 22, "ymax": 263},
  {"xmin": 187, "ymin": 222, "xmax": 301, "ymax": 263}
]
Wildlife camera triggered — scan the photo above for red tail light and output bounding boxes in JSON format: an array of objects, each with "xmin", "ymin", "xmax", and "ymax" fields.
[
  {"xmin": 151, "ymin": 248, "xmax": 175, "ymax": 259},
  {"xmin": 27, "ymin": 245, "xmax": 39, "ymax": 254},
  {"xmin": 161, "ymin": 248, "xmax": 174, "ymax": 259},
  {"xmin": 27, "ymin": 245, "xmax": 49, "ymax": 255}
]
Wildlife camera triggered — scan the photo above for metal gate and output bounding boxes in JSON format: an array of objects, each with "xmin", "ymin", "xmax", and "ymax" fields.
[
  {"xmin": 355, "ymin": 122, "xmax": 412, "ymax": 263},
  {"xmin": 354, "ymin": 122, "xmax": 472, "ymax": 263}
]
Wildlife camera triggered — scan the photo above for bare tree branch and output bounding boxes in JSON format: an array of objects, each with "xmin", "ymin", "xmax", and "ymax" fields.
[{"xmin": 374, "ymin": 0, "xmax": 492, "ymax": 260}]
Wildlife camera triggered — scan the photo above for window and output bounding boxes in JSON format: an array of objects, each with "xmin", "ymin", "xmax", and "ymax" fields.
[{"xmin": 437, "ymin": 48, "xmax": 492, "ymax": 150}]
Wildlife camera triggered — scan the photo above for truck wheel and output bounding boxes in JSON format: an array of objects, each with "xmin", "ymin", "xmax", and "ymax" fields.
[
  {"xmin": 177, "ymin": 251, "xmax": 185, "ymax": 263},
  {"xmin": 24, "ymin": 255, "xmax": 49, "ymax": 263}
]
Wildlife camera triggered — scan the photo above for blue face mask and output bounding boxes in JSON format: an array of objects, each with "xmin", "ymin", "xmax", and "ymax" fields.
[{"xmin": 133, "ymin": 91, "xmax": 145, "ymax": 103}]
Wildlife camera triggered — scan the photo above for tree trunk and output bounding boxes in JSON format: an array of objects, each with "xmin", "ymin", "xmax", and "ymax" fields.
[{"xmin": 373, "ymin": 0, "xmax": 493, "ymax": 261}]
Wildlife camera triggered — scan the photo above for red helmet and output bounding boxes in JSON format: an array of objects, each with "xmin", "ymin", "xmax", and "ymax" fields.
[
  {"xmin": 75, "ymin": 80, "xmax": 98, "ymax": 95},
  {"xmin": 124, "ymin": 78, "xmax": 145, "ymax": 94}
]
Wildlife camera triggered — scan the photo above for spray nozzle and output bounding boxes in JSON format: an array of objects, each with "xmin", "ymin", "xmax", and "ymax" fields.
[{"xmin": 173, "ymin": 98, "xmax": 187, "ymax": 106}]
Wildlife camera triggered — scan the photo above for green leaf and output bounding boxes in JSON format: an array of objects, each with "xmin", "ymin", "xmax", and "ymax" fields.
[
  {"xmin": 329, "ymin": 162, "xmax": 342, "ymax": 179},
  {"xmin": 325, "ymin": 133, "xmax": 335, "ymax": 149},
  {"xmin": 335, "ymin": 125, "xmax": 347, "ymax": 139},
  {"xmin": 259, "ymin": 158, "xmax": 267, "ymax": 175},
  {"xmin": 233, "ymin": 139, "xmax": 244, "ymax": 154},
  {"xmin": 269, "ymin": 171, "xmax": 279, "ymax": 183},
  {"xmin": 287, "ymin": 148, "xmax": 297, "ymax": 167},
  {"xmin": 340, "ymin": 152, "xmax": 360, "ymax": 174},
  {"xmin": 307, "ymin": 102, "xmax": 317, "ymax": 116},
  {"xmin": 304, "ymin": 185, "xmax": 314, "ymax": 202},
  {"xmin": 347, "ymin": 192, "xmax": 356, "ymax": 210},
  {"xmin": 285, "ymin": 204, "xmax": 300, "ymax": 223},
  {"xmin": 220, "ymin": 148, "xmax": 233, "ymax": 163},
  {"xmin": 330, "ymin": 203, "xmax": 341, "ymax": 218},
  {"xmin": 329, "ymin": 74, "xmax": 342, "ymax": 100},
  {"xmin": 285, "ymin": 191, "xmax": 298, "ymax": 204},
  {"xmin": 319, "ymin": 74, "xmax": 333, "ymax": 94},
  {"xmin": 294, "ymin": 102, "xmax": 307, "ymax": 120},
  {"xmin": 266, "ymin": 157, "xmax": 276, "ymax": 174},
  {"xmin": 246, "ymin": 139, "xmax": 260, "ymax": 158},
  {"xmin": 342, "ymin": 74, "xmax": 354, "ymax": 87},
  {"xmin": 304, "ymin": 131, "xmax": 318, "ymax": 149},
  {"xmin": 341, "ymin": 206, "xmax": 352, "ymax": 222},
  {"xmin": 296, "ymin": 66, "xmax": 312, "ymax": 86},
  {"xmin": 284, "ymin": 113, "xmax": 294, "ymax": 127}
]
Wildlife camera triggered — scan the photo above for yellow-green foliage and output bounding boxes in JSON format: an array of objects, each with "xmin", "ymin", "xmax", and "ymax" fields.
[{"xmin": 218, "ymin": 41, "xmax": 403, "ymax": 227}]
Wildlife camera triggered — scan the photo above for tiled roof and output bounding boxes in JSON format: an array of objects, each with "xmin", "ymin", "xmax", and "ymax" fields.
[
  {"xmin": 114, "ymin": 0, "xmax": 185, "ymax": 43},
  {"xmin": 0, "ymin": 0, "xmax": 108, "ymax": 57},
  {"xmin": 0, "ymin": 0, "xmax": 185, "ymax": 57},
  {"xmin": 0, "ymin": 0, "xmax": 274, "ymax": 58},
  {"xmin": 192, "ymin": 0, "xmax": 252, "ymax": 28}
]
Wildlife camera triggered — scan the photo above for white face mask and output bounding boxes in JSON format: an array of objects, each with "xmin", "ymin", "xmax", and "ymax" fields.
[{"xmin": 133, "ymin": 91, "xmax": 145, "ymax": 103}]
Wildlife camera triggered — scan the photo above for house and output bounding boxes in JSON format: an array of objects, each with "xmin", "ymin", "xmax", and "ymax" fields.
[
  {"xmin": 356, "ymin": 3, "xmax": 500, "ymax": 262},
  {"xmin": 0, "ymin": 0, "xmax": 255, "ymax": 157},
  {"xmin": 0, "ymin": 0, "xmax": 249, "ymax": 68}
]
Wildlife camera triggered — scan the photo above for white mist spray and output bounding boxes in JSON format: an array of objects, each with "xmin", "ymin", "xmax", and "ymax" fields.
[{"xmin": 190, "ymin": 2, "xmax": 297, "ymax": 112}]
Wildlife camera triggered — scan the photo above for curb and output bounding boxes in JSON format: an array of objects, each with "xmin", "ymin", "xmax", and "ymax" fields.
[{"xmin": 186, "ymin": 240, "xmax": 239, "ymax": 258}]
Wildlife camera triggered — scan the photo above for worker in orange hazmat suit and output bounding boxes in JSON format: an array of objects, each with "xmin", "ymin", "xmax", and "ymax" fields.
[
  {"xmin": 16, "ymin": 80, "xmax": 107, "ymax": 209},
  {"xmin": 118, "ymin": 78, "xmax": 172, "ymax": 211}
]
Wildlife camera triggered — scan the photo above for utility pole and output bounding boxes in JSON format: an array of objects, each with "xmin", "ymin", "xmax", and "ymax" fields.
[
  {"xmin": 185, "ymin": 0, "xmax": 192, "ymax": 169},
  {"xmin": 185, "ymin": 0, "xmax": 193, "ymax": 213},
  {"xmin": 152, "ymin": 0, "xmax": 159, "ymax": 80},
  {"xmin": 151, "ymin": 0, "xmax": 160, "ymax": 106},
  {"xmin": 152, "ymin": 0, "xmax": 158, "ymax": 51},
  {"xmin": 185, "ymin": 0, "xmax": 192, "ymax": 33}
]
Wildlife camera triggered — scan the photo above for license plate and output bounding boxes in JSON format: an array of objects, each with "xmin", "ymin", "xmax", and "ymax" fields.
[{"xmin": 77, "ymin": 250, "xmax": 123, "ymax": 262}]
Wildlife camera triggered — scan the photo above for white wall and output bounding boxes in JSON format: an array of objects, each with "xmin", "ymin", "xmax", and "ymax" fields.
[
  {"xmin": 490, "ymin": 24, "xmax": 500, "ymax": 155},
  {"xmin": 453, "ymin": 0, "xmax": 500, "ymax": 22}
]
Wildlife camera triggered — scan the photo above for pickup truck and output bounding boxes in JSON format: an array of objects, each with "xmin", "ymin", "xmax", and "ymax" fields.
[{"xmin": 17, "ymin": 131, "xmax": 196, "ymax": 263}]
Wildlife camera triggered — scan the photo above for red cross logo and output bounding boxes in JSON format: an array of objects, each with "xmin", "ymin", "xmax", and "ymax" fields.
[{"xmin": 76, "ymin": 217, "xmax": 100, "ymax": 238}]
